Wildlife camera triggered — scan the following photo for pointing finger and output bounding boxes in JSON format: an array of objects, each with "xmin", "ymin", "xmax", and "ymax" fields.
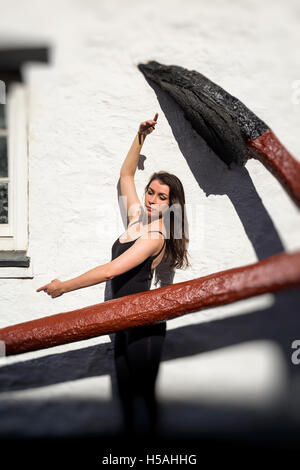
[{"xmin": 36, "ymin": 285, "xmax": 47, "ymax": 292}]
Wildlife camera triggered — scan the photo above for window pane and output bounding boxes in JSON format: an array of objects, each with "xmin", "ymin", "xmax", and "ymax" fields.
[
  {"xmin": 0, "ymin": 182, "xmax": 8, "ymax": 223},
  {"xmin": 0, "ymin": 137, "xmax": 8, "ymax": 177},
  {"xmin": 0, "ymin": 104, "xmax": 5, "ymax": 129}
]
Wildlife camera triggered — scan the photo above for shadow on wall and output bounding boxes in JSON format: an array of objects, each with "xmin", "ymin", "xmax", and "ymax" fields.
[
  {"xmin": 145, "ymin": 77, "xmax": 285, "ymax": 260},
  {"xmin": 104, "ymin": 74, "xmax": 287, "ymax": 300},
  {"xmin": 0, "ymin": 81, "xmax": 299, "ymax": 444}
]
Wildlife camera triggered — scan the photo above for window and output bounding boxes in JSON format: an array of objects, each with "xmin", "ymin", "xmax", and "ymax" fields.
[
  {"xmin": 0, "ymin": 97, "xmax": 8, "ymax": 229},
  {"xmin": 0, "ymin": 83, "xmax": 28, "ymax": 247},
  {"xmin": 0, "ymin": 83, "xmax": 32, "ymax": 278},
  {"xmin": 0, "ymin": 46, "xmax": 49, "ymax": 278}
]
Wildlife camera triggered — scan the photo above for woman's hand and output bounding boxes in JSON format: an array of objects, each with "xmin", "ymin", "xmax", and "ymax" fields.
[
  {"xmin": 36, "ymin": 278, "xmax": 65, "ymax": 298},
  {"xmin": 138, "ymin": 113, "xmax": 159, "ymax": 139}
]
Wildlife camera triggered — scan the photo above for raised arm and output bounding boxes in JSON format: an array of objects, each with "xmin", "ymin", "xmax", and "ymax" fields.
[{"xmin": 120, "ymin": 113, "xmax": 158, "ymax": 222}]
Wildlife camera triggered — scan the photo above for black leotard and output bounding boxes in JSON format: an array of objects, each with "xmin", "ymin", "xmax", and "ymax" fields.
[
  {"xmin": 111, "ymin": 218, "xmax": 167, "ymax": 435},
  {"xmin": 110, "ymin": 220, "xmax": 166, "ymax": 299}
]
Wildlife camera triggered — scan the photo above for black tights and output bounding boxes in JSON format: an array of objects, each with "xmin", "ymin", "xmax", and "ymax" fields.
[{"xmin": 114, "ymin": 321, "xmax": 166, "ymax": 435}]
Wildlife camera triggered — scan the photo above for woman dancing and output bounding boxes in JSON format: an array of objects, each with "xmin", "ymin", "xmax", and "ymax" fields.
[{"xmin": 36, "ymin": 112, "xmax": 190, "ymax": 435}]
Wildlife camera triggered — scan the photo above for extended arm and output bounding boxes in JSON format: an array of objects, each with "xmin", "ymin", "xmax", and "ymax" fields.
[
  {"xmin": 36, "ymin": 234, "xmax": 164, "ymax": 298},
  {"xmin": 62, "ymin": 264, "xmax": 111, "ymax": 293},
  {"xmin": 36, "ymin": 263, "xmax": 111, "ymax": 297}
]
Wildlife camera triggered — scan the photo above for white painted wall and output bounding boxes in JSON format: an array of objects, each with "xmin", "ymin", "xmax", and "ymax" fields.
[{"xmin": 0, "ymin": 0, "xmax": 299, "ymax": 438}]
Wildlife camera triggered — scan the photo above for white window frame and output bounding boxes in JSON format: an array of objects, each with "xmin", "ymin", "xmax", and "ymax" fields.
[
  {"xmin": 0, "ymin": 101, "xmax": 9, "ymax": 235},
  {"xmin": 0, "ymin": 83, "xmax": 33, "ymax": 278}
]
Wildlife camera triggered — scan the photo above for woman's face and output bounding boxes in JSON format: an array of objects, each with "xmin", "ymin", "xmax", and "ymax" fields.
[{"xmin": 145, "ymin": 179, "xmax": 170, "ymax": 219}]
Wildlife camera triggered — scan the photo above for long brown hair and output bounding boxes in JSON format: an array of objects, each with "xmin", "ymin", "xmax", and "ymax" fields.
[{"xmin": 144, "ymin": 171, "xmax": 190, "ymax": 269}]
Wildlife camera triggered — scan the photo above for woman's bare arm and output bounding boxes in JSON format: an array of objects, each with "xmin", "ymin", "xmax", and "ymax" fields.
[
  {"xmin": 36, "ymin": 234, "xmax": 164, "ymax": 297},
  {"xmin": 120, "ymin": 113, "xmax": 158, "ymax": 177},
  {"xmin": 61, "ymin": 263, "xmax": 111, "ymax": 293},
  {"xmin": 63, "ymin": 234, "xmax": 164, "ymax": 292},
  {"xmin": 120, "ymin": 133, "xmax": 144, "ymax": 177},
  {"xmin": 120, "ymin": 113, "xmax": 158, "ymax": 220},
  {"xmin": 36, "ymin": 263, "xmax": 111, "ymax": 297}
]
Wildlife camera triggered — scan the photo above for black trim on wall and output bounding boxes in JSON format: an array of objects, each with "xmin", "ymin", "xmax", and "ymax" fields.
[
  {"xmin": 0, "ymin": 47, "xmax": 49, "ymax": 71},
  {"xmin": 0, "ymin": 251, "xmax": 30, "ymax": 268}
]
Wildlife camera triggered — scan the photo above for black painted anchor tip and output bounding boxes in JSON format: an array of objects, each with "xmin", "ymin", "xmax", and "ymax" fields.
[{"xmin": 138, "ymin": 60, "xmax": 269, "ymax": 167}]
